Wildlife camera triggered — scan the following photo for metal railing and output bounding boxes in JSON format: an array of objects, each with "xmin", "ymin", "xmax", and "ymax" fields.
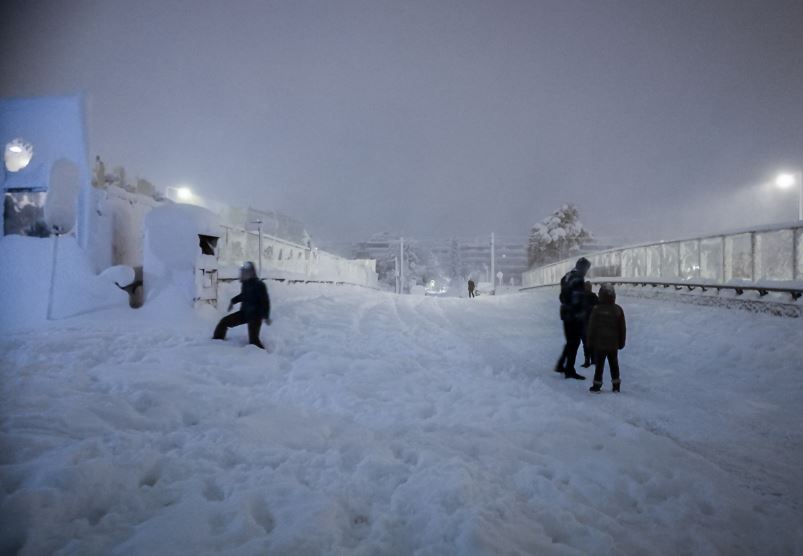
[
  {"xmin": 521, "ymin": 278, "xmax": 803, "ymax": 301},
  {"xmin": 522, "ymin": 221, "xmax": 803, "ymax": 291}
]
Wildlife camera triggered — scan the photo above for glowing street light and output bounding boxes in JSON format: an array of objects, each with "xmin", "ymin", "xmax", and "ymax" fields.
[
  {"xmin": 166, "ymin": 185, "xmax": 194, "ymax": 203},
  {"xmin": 774, "ymin": 171, "xmax": 802, "ymax": 221}
]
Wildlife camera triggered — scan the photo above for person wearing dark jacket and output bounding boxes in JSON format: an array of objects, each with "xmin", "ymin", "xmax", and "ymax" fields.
[
  {"xmin": 580, "ymin": 281, "xmax": 599, "ymax": 368},
  {"xmin": 587, "ymin": 284, "xmax": 626, "ymax": 392},
  {"xmin": 468, "ymin": 279, "xmax": 476, "ymax": 298},
  {"xmin": 213, "ymin": 261, "xmax": 271, "ymax": 349},
  {"xmin": 555, "ymin": 257, "xmax": 591, "ymax": 380}
]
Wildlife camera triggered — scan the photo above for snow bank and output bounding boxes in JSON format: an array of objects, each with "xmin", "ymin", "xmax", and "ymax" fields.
[
  {"xmin": 143, "ymin": 203, "xmax": 222, "ymax": 306},
  {"xmin": 0, "ymin": 235, "xmax": 128, "ymax": 330}
]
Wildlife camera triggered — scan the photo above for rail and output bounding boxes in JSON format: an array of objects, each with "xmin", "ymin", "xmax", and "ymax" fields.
[
  {"xmin": 520, "ymin": 278, "xmax": 803, "ymax": 301},
  {"xmin": 218, "ymin": 276, "xmax": 380, "ymax": 290},
  {"xmin": 522, "ymin": 221, "xmax": 803, "ymax": 290}
]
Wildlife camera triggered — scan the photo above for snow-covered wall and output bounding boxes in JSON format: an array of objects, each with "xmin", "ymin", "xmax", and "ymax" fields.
[
  {"xmin": 143, "ymin": 204, "xmax": 223, "ymax": 305},
  {"xmin": 522, "ymin": 222, "xmax": 803, "ymax": 287},
  {"xmin": 143, "ymin": 204, "xmax": 378, "ymax": 307},
  {"xmin": 1, "ymin": 95, "xmax": 90, "ymax": 241},
  {"xmin": 218, "ymin": 225, "xmax": 377, "ymax": 288}
]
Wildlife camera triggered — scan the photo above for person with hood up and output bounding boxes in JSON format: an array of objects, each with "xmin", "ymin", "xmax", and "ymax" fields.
[
  {"xmin": 213, "ymin": 261, "xmax": 271, "ymax": 349},
  {"xmin": 580, "ymin": 281, "xmax": 599, "ymax": 368},
  {"xmin": 587, "ymin": 283, "xmax": 626, "ymax": 392},
  {"xmin": 555, "ymin": 257, "xmax": 591, "ymax": 380}
]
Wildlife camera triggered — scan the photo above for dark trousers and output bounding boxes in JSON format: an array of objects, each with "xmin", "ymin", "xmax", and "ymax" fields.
[
  {"xmin": 558, "ymin": 319, "xmax": 583, "ymax": 371},
  {"xmin": 581, "ymin": 327, "xmax": 593, "ymax": 362},
  {"xmin": 593, "ymin": 350, "xmax": 621, "ymax": 386},
  {"xmin": 213, "ymin": 311, "xmax": 264, "ymax": 349},
  {"xmin": 468, "ymin": 289, "xmax": 475, "ymax": 298}
]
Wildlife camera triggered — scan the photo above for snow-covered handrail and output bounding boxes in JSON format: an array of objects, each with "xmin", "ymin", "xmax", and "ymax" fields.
[
  {"xmin": 521, "ymin": 278, "xmax": 803, "ymax": 301},
  {"xmin": 522, "ymin": 221, "xmax": 803, "ymax": 289}
]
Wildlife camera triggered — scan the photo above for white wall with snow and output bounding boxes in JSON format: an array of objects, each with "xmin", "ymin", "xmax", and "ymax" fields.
[
  {"xmin": 218, "ymin": 226, "xmax": 377, "ymax": 288},
  {"xmin": 143, "ymin": 204, "xmax": 223, "ymax": 306},
  {"xmin": 1, "ymin": 95, "xmax": 91, "ymax": 249}
]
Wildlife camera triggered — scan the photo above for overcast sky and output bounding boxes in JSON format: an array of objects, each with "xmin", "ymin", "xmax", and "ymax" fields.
[{"xmin": 2, "ymin": 0, "xmax": 802, "ymax": 243}]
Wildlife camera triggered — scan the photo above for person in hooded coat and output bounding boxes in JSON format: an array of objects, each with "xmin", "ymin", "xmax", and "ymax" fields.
[
  {"xmin": 468, "ymin": 279, "xmax": 476, "ymax": 298},
  {"xmin": 213, "ymin": 261, "xmax": 271, "ymax": 349},
  {"xmin": 587, "ymin": 283, "xmax": 626, "ymax": 392},
  {"xmin": 554, "ymin": 257, "xmax": 591, "ymax": 380},
  {"xmin": 580, "ymin": 281, "xmax": 599, "ymax": 368}
]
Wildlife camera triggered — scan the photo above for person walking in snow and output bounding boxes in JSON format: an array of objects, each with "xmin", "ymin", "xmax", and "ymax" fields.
[
  {"xmin": 554, "ymin": 257, "xmax": 591, "ymax": 380},
  {"xmin": 580, "ymin": 281, "xmax": 599, "ymax": 368},
  {"xmin": 468, "ymin": 279, "xmax": 476, "ymax": 298},
  {"xmin": 213, "ymin": 261, "xmax": 271, "ymax": 349},
  {"xmin": 587, "ymin": 284, "xmax": 626, "ymax": 392}
]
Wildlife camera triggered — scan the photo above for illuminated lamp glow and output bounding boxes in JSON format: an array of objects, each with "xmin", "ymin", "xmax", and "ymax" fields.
[{"xmin": 4, "ymin": 138, "xmax": 34, "ymax": 172}]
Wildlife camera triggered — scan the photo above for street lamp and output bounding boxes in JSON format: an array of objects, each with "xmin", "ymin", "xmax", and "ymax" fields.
[
  {"xmin": 166, "ymin": 185, "xmax": 193, "ymax": 203},
  {"xmin": 176, "ymin": 186, "xmax": 192, "ymax": 201},
  {"xmin": 775, "ymin": 171, "xmax": 803, "ymax": 221}
]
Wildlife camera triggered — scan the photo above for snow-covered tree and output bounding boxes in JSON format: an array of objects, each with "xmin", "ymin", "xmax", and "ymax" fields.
[
  {"xmin": 527, "ymin": 204, "xmax": 592, "ymax": 267},
  {"xmin": 448, "ymin": 238, "xmax": 464, "ymax": 279}
]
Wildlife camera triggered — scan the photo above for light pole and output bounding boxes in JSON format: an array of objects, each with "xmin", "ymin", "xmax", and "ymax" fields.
[
  {"xmin": 399, "ymin": 236, "xmax": 405, "ymax": 294},
  {"xmin": 490, "ymin": 232, "xmax": 495, "ymax": 295},
  {"xmin": 248, "ymin": 220, "xmax": 263, "ymax": 278},
  {"xmin": 775, "ymin": 171, "xmax": 803, "ymax": 221}
]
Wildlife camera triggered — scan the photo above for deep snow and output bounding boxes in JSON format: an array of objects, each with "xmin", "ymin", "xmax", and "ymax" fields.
[{"xmin": 1, "ymin": 284, "xmax": 802, "ymax": 555}]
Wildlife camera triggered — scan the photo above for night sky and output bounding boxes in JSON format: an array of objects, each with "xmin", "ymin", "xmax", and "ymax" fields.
[{"xmin": 2, "ymin": 0, "xmax": 802, "ymax": 243}]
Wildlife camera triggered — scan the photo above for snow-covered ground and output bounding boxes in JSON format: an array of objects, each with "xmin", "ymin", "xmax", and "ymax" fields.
[{"xmin": 1, "ymin": 284, "xmax": 802, "ymax": 555}]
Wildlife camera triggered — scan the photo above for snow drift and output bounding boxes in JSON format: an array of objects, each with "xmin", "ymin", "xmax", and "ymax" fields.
[
  {"xmin": 0, "ymin": 235, "xmax": 128, "ymax": 330},
  {"xmin": 1, "ymin": 285, "xmax": 801, "ymax": 554}
]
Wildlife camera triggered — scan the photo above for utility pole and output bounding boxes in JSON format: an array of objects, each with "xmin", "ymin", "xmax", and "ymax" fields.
[
  {"xmin": 490, "ymin": 232, "xmax": 495, "ymax": 295},
  {"xmin": 46, "ymin": 226, "xmax": 61, "ymax": 320},
  {"xmin": 395, "ymin": 256, "xmax": 400, "ymax": 294},
  {"xmin": 400, "ymin": 236, "xmax": 405, "ymax": 294}
]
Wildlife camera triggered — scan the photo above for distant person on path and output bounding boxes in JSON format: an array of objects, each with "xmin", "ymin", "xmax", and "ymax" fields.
[
  {"xmin": 580, "ymin": 281, "xmax": 599, "ymax": 368},
  {"xmin": 468, "ymin": 279, "xmax": 476, "ymax": 298},
  {"xmin": 213, "ymin": 261, "xmax": 271, "ymax": 349},
  {"xmin": 587, "ymin": 284, "xmax": 626, "ymax": 392},
  {"xmin": 554, "ymin": 257, "xmax": 591, "ymax": 380}
]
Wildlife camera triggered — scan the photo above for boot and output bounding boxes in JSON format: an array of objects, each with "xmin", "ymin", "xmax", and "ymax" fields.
[
  {"xmin": 612, "ymin": 381, "xmax": 620, "ymax": 393},
  {"xmin": 564, "ymin": 369, "xmax": 586, "ymax": 380},
  {"xmin": 589, "ymin": 383, "xmax": 602, "ymax": 392}
]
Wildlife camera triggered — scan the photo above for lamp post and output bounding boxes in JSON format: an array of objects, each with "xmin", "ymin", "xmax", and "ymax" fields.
[
  {"xmin": 399, "ymin": 236, "xmax": 405, "ymax": 294},
  {"xmin": 490, "ymin": 232, "xmax": 495, "ymax": 295},
  {"xmin": 775, "ymin": 171, "xmax": 803, "ymax": 221}
]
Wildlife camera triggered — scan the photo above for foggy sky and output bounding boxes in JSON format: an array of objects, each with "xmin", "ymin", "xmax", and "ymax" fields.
[{"xmin": 2, "ymin": 0, "xmax": 803, "ymax": 244}]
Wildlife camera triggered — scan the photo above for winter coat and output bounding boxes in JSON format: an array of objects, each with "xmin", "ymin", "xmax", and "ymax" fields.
[
  {"xmin": 468, "ymin": 280, "xmax": 475, "ymax": 291},
  {"xmin": 559, "ymin": 269, "xmax": 586, "ymax": 322},
  {"xmin": 583, "ymin": 292, "xmax": 599, "ymax": 323},
  {"xmin": 231, "ymin": 278, "xmax": 270, "ymax": 321},
  {"xmin": 587, "ymin": 299, "xmax": 626, "ymax": 352}
]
